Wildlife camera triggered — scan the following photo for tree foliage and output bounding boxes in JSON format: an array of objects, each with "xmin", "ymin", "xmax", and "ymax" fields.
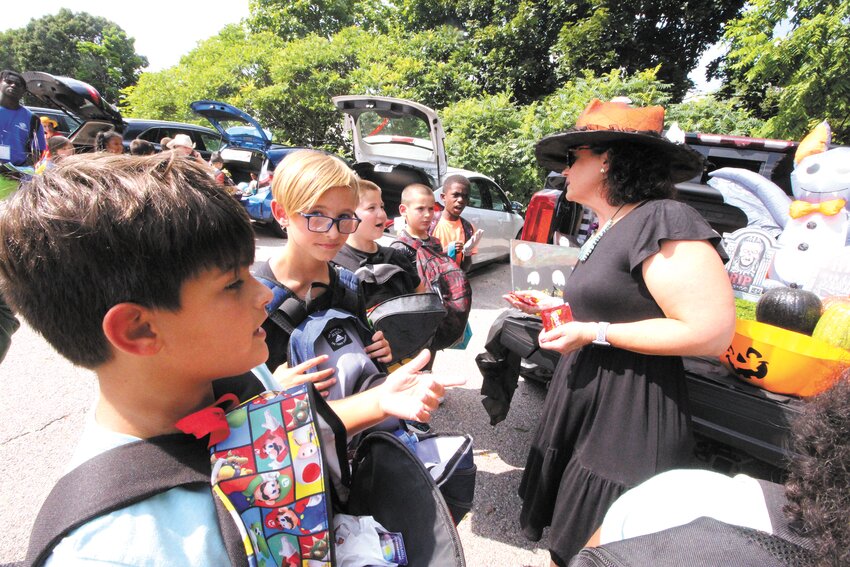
[
  {"xmin": 554, "ymin": 0, "xmax": 746, "ymax": 101},
  {"xmin": 250, "ymin": 0, "xmax": 745, "ymax": 104},
  {"xmin": 442, "ymin": 68, "xmax": 691, "ymax": 203},
  {"xmin": 247, "ymin": 0, "xmax": 391, "ymax": 40},
  {"xmin": 2, "ymin": 9, "xmax": 148, "ymax": 102},
  {"xmin": 716, "ymin": 0, "xmax": 850, "ymax": 143}
]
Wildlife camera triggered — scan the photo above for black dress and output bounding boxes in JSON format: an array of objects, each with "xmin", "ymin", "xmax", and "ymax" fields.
[{"xmin": 517, "ymin": 199, "xmax": 722, "ymax": 565}]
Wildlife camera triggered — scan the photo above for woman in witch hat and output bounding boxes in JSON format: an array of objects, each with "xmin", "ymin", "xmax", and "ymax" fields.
[{"xmin": 505, "ymin": 98, "xmax": 735, "ymax": 565}]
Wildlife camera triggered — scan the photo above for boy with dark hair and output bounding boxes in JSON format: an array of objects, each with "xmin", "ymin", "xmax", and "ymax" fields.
[
  {"xmin": 432, "ymin": 174, "xmax": 483, "ymax": 271},
  {"xmin": 0, "ymin": 153, "xmax": 454, "ymax": 564},
  {"xmin": 0, "ymin": 69, "xmax": 46, "ymax": 166},
  {"xmin": 129, "ymin": 138, "xmax": 156, "ymax": 156}
]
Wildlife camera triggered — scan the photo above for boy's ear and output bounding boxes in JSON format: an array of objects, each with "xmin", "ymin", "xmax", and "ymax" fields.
[
  {"xmin": 271, "ymin": 200, "xmax": 289, "ymax": 227},
  {"xmin": 102, "ymin": 303, "xmax": 160, "ymax": 357},
  {"xmin": 398, "ymin": 203, "xmax": 408, "ymax": 215}
]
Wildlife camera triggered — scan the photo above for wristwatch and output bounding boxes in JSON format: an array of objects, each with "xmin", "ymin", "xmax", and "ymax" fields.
[{"xmin": 592, "ymin": 321, "xmax": 611, "ymax": 346}]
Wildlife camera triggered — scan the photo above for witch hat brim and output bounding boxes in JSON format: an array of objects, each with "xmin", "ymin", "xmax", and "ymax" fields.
[{"xmin": 535, "ymin": 129, "xmax": 704, "ymax": 184}]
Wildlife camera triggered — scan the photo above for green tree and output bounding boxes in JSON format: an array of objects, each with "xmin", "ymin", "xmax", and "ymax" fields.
[
  {"xmin": 668, "ymin": 96, "xmax": 763, "ymax": 136},
  {"xmin": 443, "ymin": 68, "xmax": 679, "ymax": 203},
  {"xmin": 247, "ymin": 0, "xmax": 391, "ymax": 39},
  {"xmin": 123, "ymin": 25, "xmax": 283, "ymax": 124},
  {"xmin": 387, "ymin": 0, "xmax": 744, "ymax": 103},
  {"xmin": 5, "ymin": 9, "xmax": 148, "ymax": 102},
  {"xmin": 715, "ymin": 0, "xmax": 850, "ymax": 143},
  {"xmin": 553, "ymin": 0, "xmax": 746, "ymax": 101}
]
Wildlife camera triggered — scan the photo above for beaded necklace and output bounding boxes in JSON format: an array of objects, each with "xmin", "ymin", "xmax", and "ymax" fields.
[{"xmin": 578, "ymin": 204, "xmax": 626, "ymax": 262}]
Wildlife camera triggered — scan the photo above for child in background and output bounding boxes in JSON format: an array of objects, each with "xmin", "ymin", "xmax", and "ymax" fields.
[
  {"xmin": 390, "ymin": 183, "xmax": 444, "ymax": 266},
  {"xmin": 256, "ymin": 150, "xmax": 392, "ymax": 382},
  {"xmin": 2, "ymin": 153, "xmax": 455, "ymax": 564},
  {"xmin": 333, "ymin": 180, "xmax": 423, "ymax": 309},
  {"xmin": 432, "ymin": 174, "xmax": 483, "ymax": 271},
  {"xmin": 129, "ymin": 139, "xmax": 156, "ymax": 156}
]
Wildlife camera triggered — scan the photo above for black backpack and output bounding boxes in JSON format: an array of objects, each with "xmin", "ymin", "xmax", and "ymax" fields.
[
  {"xmin": 569, "ymin": 480, "xmax": 815, "ymax": 567},
  {"xmin": 394, "ymin": 232, "xmax": 472, "ymax": 350}
]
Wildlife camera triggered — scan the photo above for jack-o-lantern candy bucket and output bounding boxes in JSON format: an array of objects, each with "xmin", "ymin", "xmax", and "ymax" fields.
[{"xmin": 720, "ymin": 319, "xmax": 850, "ymax": 397}]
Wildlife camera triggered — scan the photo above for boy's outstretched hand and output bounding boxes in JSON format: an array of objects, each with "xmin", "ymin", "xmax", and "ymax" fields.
[
  {"xmin": 379, "ymin": 350, "xmax": 466, "ymax": 422},
  {"xmin": 365, "ymin": 330, "xmax": 393, "ymax": 364},
  {"xmin": 272, "ymin": 354, "xmax": 336, "ymax": 397}
]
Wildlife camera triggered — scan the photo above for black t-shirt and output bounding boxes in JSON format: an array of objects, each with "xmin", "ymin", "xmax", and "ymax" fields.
[
  {"xmin": 254, "ymin": 261, "xmax": 367, "ymax": 372},
  {"xmin": 333, "ymin": 243, "xmax": 420, "ymax": 309}
]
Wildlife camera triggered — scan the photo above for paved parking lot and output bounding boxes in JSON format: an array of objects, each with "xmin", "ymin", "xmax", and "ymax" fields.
[{"xmin": 0, "ymin": 228, "xmax": 553, "ymax": 566}]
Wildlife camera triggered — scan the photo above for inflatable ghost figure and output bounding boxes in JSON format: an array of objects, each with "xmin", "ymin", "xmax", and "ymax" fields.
[{"xmin": 709, "ymin": 122, "xmax": 850, "ymax": 290}]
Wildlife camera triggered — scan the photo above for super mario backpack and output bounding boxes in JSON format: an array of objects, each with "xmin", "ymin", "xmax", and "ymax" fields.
[{"xmin": 26, "ymin": 377, "xmax": 467, "ymax": 567}]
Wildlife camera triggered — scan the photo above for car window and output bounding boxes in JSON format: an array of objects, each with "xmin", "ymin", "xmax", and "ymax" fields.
[
  {"xmin": 488, "ymin": 181, "xmax": 511, "ymax": 212},
  {"xmin": 467, "ymin": 179, "xmax": 485, "ymax": 209},
  {"xmin": 200, "ymin": 132, "xmax": 222, "ymax": 153},
  {"xmin": 136, "ymin": 128, "xmax": 163, "ymax": 143},
  {"xmin": 468, "ymin": 178, "xmax": 510, "ymax": 212}
]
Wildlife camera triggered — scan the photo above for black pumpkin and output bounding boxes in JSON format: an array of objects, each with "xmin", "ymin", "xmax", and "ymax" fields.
[{"xmin": 755, "ymin": 287, "xmax": 823, "ymax": 335}]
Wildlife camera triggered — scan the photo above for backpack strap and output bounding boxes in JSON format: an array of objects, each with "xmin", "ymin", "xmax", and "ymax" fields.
[
  {"xmin": 26, "ymin": 113, "xmax": 42, "ymax": 164},
  {"xmin": 256, "ymin": 275, "xmax": 306, "ymax": 337},
  {"xmin": 459, "ymin": 217, "xmax": 474, "ymax": 243},
  {"xmin": 258, "ymin": 266, "xmax": 363, "ymax": 337},
  {"xmin": 26, "ymin": 372, "xmax": 263, "ymax": 566},
  {"xmin": 26, "ymin": 434, "xmax": 248, "ymax": 567},
  {"xmin": 331, "ymin": 265, "xmax": 363, "ymax": 317}
]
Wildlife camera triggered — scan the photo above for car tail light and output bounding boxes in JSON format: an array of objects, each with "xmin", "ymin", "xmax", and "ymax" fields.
[{"xmin": 521, "ymin": 190, "xmax": 561, "ymax": 243}]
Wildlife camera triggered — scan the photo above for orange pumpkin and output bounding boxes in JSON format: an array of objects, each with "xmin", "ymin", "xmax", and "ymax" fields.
[{"xmin": 721, "ymin": 319, "xmax": 849, "ymax": 397}]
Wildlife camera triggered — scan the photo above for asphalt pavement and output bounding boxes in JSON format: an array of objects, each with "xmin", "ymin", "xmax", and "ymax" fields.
[{"xmin": 0, "ymin": 228, "xmax": 553, "ymax": 566}]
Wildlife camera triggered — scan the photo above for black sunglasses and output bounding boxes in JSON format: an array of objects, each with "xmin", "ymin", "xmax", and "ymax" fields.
[
  {"xmin": 299, "ymin": 212, "xmax": 362, "ymax": 234},
  {"xmin": 566, "ymin": 145, "xmax": 605, "ymax": 168}
]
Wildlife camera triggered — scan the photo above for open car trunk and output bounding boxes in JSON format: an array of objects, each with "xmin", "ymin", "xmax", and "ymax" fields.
[
  {"xmin": 23, "ymin": 71, "xmax": 123, "ymax": 151},
  {"xmin": 334, "ymin": 95, "xmax": 447, "ymax": 219},
  {"xmin": 353, "ymin": 162, "xmax": 434, "ymax": 221}
]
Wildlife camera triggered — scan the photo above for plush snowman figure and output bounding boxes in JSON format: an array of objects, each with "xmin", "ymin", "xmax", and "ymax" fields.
[
  {"xmin": 709, "ymin": 121, "xmax": 850, "ymax": 289},
  {"xmin": 772, "ymin": 142, "xmax": 850, "ymax": 288}
]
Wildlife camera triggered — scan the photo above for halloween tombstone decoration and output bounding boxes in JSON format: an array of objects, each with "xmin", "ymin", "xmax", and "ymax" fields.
[{"xmin": 722, "ymin": 228, "xmax": 779, "ymax": 300}]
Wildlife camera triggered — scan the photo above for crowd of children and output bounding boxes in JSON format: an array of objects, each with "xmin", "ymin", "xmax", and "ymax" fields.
[{"xmin": 2, "ymin": 152, "xmax": 462, "ymax": 564}]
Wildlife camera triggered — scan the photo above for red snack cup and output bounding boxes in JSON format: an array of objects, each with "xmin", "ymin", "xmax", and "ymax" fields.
[{"xmin": 540, "ymin": 303, "xmax": 573, "ymax": 332}]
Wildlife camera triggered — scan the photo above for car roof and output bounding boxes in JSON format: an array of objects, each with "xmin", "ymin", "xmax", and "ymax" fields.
[{"xmin": 123, "ymin": 118, "xmax": 218, "ymax": 134}]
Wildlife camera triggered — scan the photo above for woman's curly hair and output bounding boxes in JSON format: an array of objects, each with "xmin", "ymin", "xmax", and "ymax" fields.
[
  {"xmin": 784, "ymin": 371, "xmax": 850, "ymax": 566},
  {"xmin": 597, "ymin": 141, "xmax": 677, "ymax": 206}
]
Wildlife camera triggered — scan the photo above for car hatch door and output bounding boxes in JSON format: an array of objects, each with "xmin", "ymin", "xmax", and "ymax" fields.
[
  {"xmin": 332, "ymin": 95, "xmax": 447, "ymax": 184},
  {"xmin": 190, "ymin": 100, "xmax": 271, "ymax": 152}
]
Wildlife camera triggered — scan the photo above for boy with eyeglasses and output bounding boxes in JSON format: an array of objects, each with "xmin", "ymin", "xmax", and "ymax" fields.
[{"xmin": 255, "ymin": 150, "xmax": 394, "ymax": 389}]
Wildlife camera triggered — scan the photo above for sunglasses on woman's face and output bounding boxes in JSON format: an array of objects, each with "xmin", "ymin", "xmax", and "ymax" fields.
[{"xmin": 566, "ymin": 145, "xmax": 594, "ymax": 168}]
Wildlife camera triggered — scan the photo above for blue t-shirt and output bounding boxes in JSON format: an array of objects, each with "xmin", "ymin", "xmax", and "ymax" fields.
[{"xmin": 0, "ymin": 106, "xmax": 46, "ymax": 165}]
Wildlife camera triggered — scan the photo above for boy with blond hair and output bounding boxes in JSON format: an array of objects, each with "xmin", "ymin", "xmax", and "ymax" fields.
[
  {"xmin": 3, "ymin": 153, "xmax": 455, "ymax": 564},
  {"xmin": 333, "ymin": 179, "xmax": 423, "ymax": 308},
  {"xmin": 257, "ymin": 150, "xmax": 393, "ymax": 386}
]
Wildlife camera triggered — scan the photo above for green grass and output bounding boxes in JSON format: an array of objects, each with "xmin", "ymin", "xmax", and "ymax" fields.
[{"xmin": 735, "ymin": 297, "xmax": 757, "ymax": 321}]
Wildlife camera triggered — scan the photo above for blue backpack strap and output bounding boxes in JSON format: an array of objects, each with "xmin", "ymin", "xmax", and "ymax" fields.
[
  {"xmin": 332, "ymin": 265, "xmax": 363, "ymax": 317},
  {"xmin": 256, "ymin": 275, "xmax": 306, "ymax": 337}
]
